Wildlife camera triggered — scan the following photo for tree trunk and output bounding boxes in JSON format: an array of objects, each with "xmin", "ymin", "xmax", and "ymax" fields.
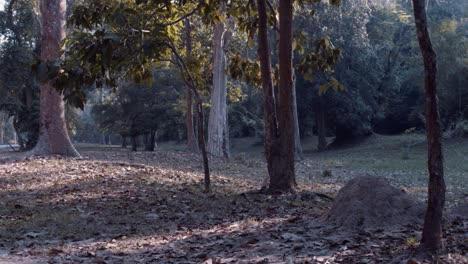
[
  {"xmin": 0, "ymin": 112, "xmax": 6, "ymax": 145},
  {"xmin": 10, "ymin": 117, "xmax": 17, "ymax": 144},
  {"xmin": 145, "ymin": 130, "xmax": 156, "ymax": 151},
  {"xmin": 185, "ymin": 18, "xmax": 199, "ymax": 153},
  {"xmin": 292, "ymin": 70, "xmax": 303, "ymax": 159},
  {"xmin": 272, "ymin": 0, "xmax": 296, "ymax": 191},
  {"xmin": 32, "ymin": 0, "xmax": 79, "ymax": 157},
  {"xmin": 131, "ymin": 136, "xmax": 137, "ymax": 152},
  {"xmin": 196, "ymin": 101, "xmax": 210, "ymax": 192},
  {"xmin": 412, "ymin": 0, "xmax": 445, "ymax": 252},
  {"xmin": 121, "ymin": 136, "xmax": 127, "ymax": 148},
  {"xmin": 316, "ymin": 96, "xmax": 327, "ymax": 152},
  {"xmin": 208, "ymin": 18, "xmax": 230, "ymax": 158},
  {"xmin": 257, "ymin": 0, "xmax": 282, "ymax": 191}
]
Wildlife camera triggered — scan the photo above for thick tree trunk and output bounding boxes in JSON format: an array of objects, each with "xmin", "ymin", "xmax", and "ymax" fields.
[
  {"xmin": 272, "ymin": 0, "xmax": 296, "ymax": 191},
  {"xmin": 185, "ymin": 19, "xmax": 199, "ymax": 153},
  {"xmin": 32, "ymin": 0, "xmax": 79, "ymax": 157},
  {"xmin": 316, "ymin": 97, "xmax": 327, "ymax": 152},
  {"xmin": 412, "ymin": 0, "xmax": 445, "ymax": 252},
  {"xmin": 145, "ymin": 130, "xmax": 156, "ymax": 151},
  {"xmin": 208, "ymin": 18, "xmax": 230, "ymax": 158},
  {"xmin": 257, "ymin": 0, "xmax": 282, "ymax": 191}
]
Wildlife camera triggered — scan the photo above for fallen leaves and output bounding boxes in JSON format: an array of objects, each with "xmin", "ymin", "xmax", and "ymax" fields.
[{"xmin": 0, "ymin": 147, "xmax": 466, "ymax": 263}]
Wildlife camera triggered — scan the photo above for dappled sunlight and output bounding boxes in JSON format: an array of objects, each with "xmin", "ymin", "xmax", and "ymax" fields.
[{"xmin": 0, "ymin": 145, "xmax": 466, "ymax": 263}]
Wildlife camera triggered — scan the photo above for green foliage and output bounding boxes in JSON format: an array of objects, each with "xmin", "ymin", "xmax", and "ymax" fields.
[
  {"xmin": 92, "ymin": 68, "xmax": 185, "ymax": 141},
  {"xmin": 228, "ymin": 53, "xmax": 262, "ymax": 87},
  {"xmin": 0, "ymin": 0, "xmax": 41, "ymax": 149}
]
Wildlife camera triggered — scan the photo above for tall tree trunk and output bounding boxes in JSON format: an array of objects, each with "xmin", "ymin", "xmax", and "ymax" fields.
[
  {"xmin": 185, "ymin": 18, "xmax": 199, "ymax": 153},
  {"xmin": 272, "ymin": 0, "xmax": 296, "ymax": 191},
  {"xmin": 131, "ymin": 136, "xmax": 137, "ymax": 152},
  {"xmin": 0, "ymin": 112, "xmax": 6, "ymax": 145},
  {"xmin": 196, "ymin": 101, "xmax": 210, "ymax": 192},
  {"xmin": 145, "ymin": 130, "xmax": 156, "ymax": 151},
  {"xmin": 292, "ymin": 71, "xmax": 303, "ymax": 159},
  {"xmin": 208, "ymin": 18, "xmax": 230, "ymax": 158},
  {"xmin": 121, "ymin": 136, "xmax": 127, "ymax": 148},
  {"xmin": 10, "ymin": 117, "xmax": 17, "ymax": 144},
  {"xmin": 316, "ymin": 96, "xmax": 327, "ymax": 152},
  {"xmin": 257, "ymin": 0, "xmax": 282, "ymax": 191},
  {"xmin": 412, "ymin": 0, "xmax": 445, "ymax": 252},
  {"xmin": 32, "ymin": 0, "xmax": 79, "ymax": 157}
]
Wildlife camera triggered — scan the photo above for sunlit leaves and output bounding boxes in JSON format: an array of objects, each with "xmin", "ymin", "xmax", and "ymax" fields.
[
  {"xmin": 318, "ymin": 78, "xmax": 346, "ymax": 95},
  {"xmin": 297, "ymin": 36, "xmax": 343, "ymax": 92},
  {"xmin": 228, "ymin": 53, "xmax": 262, "ymax": 87}
]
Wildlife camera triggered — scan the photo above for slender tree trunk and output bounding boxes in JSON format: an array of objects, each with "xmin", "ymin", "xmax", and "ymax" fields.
[
  {"xmin": 143, "ymin": 133, "xmax": 149, "ymax": 149},
  {"xmin": 273, "ymin": 0, "xmax": 296, "ymax": 191},
  {"xmin": 32, "ymin": 0, "xmax": 79, "ymax": 157},
  {"xmin": 196, "ymin": 101, "xmax": 210, "ymax": 192},
  {"xmin": 10, "ymin": 117, "xmax": 17, "ymax": 144},
  {"xmin": 208, "ymin": 18, "xmax": 230, "ymax": 158},
  {"xmin": 0, "ymin": 112, "xmax": 6, "ymax": 145},
  {"xmin": 316, "ymin": 96, "xmax": 327, "ymax": 152},
  {"xmin": 184, "ymin": 18, "xmax": 199, "ymax": 153},
  {"xmin": 412, "ymin": 0, "xmax": 445, "ymax": 252},
  {"xmin": 292, "ymin": 71, "xmax": 303, "ymax": 159},
  {"xmin": 257, "ymin": 0, "xmax": 282, "ymax": 190},
  {"xmin": 121, "ymin": 136, "xmax": 127, "ymax": 148},
  {"xmin": 154, "ymin": 130, "xmax": 158, "ymax": 148}
]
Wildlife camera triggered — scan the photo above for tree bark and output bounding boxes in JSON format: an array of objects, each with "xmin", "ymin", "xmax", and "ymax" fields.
[
  {"xmin": 272, "ymin": 0, "xmax": 296, "ymax": 191},
  {"xmin": 10, "ymin": 117, "xmax": 17, "ymax": 144},
  {"xmin": 208, "ymin": 18, "xmax": 230, "ymax": 158},
  {"xmin": 0, "ymin": 112, "xmax": 6, "ymax": 145},
  {"xmin": 32, "ymin": 0, "xmax": 79, "ymax": 157},
  {"xmin": 196, "ymin": 101, "xmax": 211, "ymax": 192},
  {"xmin": 131, "ymin": 136, "xmax": 137, "ymax": 152},
  {"xmin": 292, "ymin": 70, "xmax": 303, "ymax": 159},
  {"xmin": 412, "ymin": 0, "xmax": 445, "ymax": 252},
  {"xmin": 121, "ymin": 136, "xmax": 127, "ymax": 148},
  {"xmin": 316, "ymin": 96, "xmax": 327, "ymax": 152},
  {"xmin": 145, "ymin": 130, "xmax": 156, "ymax": 151},
  {"xmin": 184, "ymin": 18, "xmax": 199, "ymax": 153},
  {"xmin": 257, "ymin": 0, "xmax": 282, "ymax": 191}
]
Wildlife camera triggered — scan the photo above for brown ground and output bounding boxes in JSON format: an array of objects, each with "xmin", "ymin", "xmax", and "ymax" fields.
[{"xmin": 0, "ymin": 146, "xmax": 466, "ymax": 263}]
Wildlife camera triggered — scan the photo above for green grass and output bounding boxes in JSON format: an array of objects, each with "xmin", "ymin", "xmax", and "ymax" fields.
[
  {"xmin": 73, "ymin": 134, "xmax": 467, "ymax": 204},
  {"xmin": 210, "ymin": 134, "xmax": 467, "ymax": 203}
]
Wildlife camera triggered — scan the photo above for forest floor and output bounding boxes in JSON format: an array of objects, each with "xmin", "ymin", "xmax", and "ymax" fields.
[{"xmin": 0, "ymin": 134, "xmax": 466, "ymax": 263}]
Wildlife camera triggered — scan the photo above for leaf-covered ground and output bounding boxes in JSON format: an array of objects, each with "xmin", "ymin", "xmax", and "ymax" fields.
[{"xmin": 0, "ymin": 136, "xmax": 466, "ymax": 263}]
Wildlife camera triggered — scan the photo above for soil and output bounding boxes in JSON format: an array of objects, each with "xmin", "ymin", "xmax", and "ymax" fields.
[
  {"xmin": 323, "ymin": 176, "xmax": 425, "ymax": 229},
  {"xmin": 0, "ymin": 147, "xmax": 466, "ymax": 263}
]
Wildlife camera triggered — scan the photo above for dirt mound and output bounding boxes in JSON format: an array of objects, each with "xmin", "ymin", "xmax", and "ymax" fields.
[{"xmin": 323, "ymin": 176, "xmax": 425, "ymax": 229}]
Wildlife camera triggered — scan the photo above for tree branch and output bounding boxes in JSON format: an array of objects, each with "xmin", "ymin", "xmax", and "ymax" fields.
[
  {"xmin": 146, "ymin": 2, "xmax": 203, "ymax": 28},
  {"xmin": 266, "ymin": 0, "xmax": 280, "ymax": 33}
]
